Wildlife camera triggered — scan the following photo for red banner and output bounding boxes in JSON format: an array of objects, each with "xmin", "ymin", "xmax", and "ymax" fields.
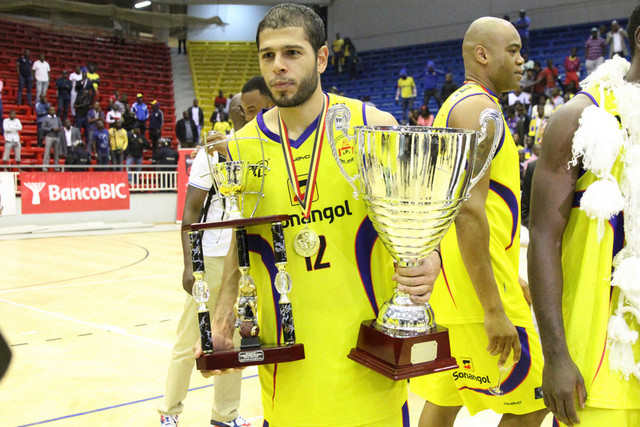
[
  {"xmin": 20, "ymin": 172, "xmax": 130, "ymax": 214},
  {"xmin": 176, "ymin": 148, "xmax": 196, "ymax": 221}
]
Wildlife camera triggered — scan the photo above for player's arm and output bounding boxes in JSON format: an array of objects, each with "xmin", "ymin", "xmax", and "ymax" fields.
[
  {"xmin": 527, "ymin": 96, "xmax": 591, "ymax": 426},
  {"xmin": 181, "ymin": 185, "xmax": 208, "ymax": 294},
  {"xmin": 449, "ymin": 96, "xmax": 520, "ymax": 367},
  {"xmin": 366, "ymin": 105, "xmax": 442, "ymax": 303}
]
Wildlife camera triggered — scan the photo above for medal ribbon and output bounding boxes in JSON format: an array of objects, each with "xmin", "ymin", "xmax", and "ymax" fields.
[{"xmin": 278, "ymin": 93, "xmax": 329, "ymax": 219}]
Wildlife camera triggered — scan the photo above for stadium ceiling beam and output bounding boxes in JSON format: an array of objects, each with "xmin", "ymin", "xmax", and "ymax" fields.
[{"xmin": 148, "ymin": 0, "xmax": 331, "ymax": 5}]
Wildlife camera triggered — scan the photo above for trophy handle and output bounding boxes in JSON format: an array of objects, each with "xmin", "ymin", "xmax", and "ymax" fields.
[
  {"xmin": 326, "ymin": 103, "xmax": 360, "ymax": 198},
  {"xmin": 469, "ymin": 108, "xmax": 503, "ymax": 189}
]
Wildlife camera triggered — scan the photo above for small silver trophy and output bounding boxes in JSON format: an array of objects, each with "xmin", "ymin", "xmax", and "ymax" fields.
[
  {"xmin": 326, "ymin": 104, "xmax": 502, "ymax": 379},
  {"xmin": 211, "ymin": 160, "xmax": 249, "ymax": 220}
]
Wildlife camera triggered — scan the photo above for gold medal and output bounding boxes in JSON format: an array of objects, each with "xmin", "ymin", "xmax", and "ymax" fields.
[{"xmin": 293, "ymin": 227, "xmax": 320, "ymax": 257}]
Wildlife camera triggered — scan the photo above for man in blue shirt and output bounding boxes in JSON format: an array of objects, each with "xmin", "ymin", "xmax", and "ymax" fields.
[
  {"xmin": 16, "ymin": 49, "xmax": 33, "ymax": 106},
  {"xmin": 93, "ymin": 119, "xmax": 110, "ymax": 166},
  {"xmin": 35, "ymin": 94, "xmax": 50, "ymax": 147},
  {"xmin": 56, "ymin": 70, "xmax": 73, "ymax": 121},
  {"xmin": 131, "ymin": 93, "xmax": 149, "ymax": 137},
  {"xmin": 515, "ymin": 9, "xmax": 531, "ymax": 54},
  {"xmin": 148, "ymin": 100, "xmax": 164, "ymax": 151},
  {"xmin": 421, "ymin": 60, "xmax": 446, "ymax": 109}
]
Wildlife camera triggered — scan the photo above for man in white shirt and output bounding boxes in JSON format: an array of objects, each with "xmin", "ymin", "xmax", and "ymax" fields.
[
  {"xmin": 0, "ymin": 77, "xmax": 4, "ymax": 134},
  {"xmin": 3, "ymin": 110, "xmax": 22, "ymax": 168},
  {"xmin": 189, "ymin": 98, "xmax": 204, "ymax": 135},
  {"xmin": 507, "ymin": 85, "xmax": 531, "ymax": 109},
  {"xmin": 32, "ymin": 54, "xmax": 51, "ymax": 101},
  {"xmin": 69, "ymin": 66, "xmax": 82, "ymax": 116},
  {"xmin": 607, "ymin": 19, "xmax": 629, "ymax": 58}
]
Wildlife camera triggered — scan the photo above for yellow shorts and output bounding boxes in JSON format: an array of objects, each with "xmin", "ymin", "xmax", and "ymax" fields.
[
  {"xmin": 410, "ymin": 322, "xmax": 545, "ymax": 416},
  {"xmin": 265, "ymin": 402, "xmax": 409, "ymax": 426},
  {"xmin": 555, "ymin": 407, "xmax": 640, "ymax": 426}
]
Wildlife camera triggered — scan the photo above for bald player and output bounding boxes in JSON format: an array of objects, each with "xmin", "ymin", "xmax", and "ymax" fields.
[
  {"xmin": 158, "ymin": 78, "xmax": 273, "ymax": 427},
  {"xmin": 410, "ymin": 17, "xmax": 547, "ymax": 427}
]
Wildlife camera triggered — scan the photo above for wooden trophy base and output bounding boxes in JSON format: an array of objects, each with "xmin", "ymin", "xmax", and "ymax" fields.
[
  {"xmin": 184, "ymin": 215, "xmax": 291, "ymax": 231},
  {"xmin": 196, "ymin": 343, "xmax": 305, "ymax": 371},
  {"xmin": 348, "ymin": 320, "xmax": 458, "ymax": 380}
]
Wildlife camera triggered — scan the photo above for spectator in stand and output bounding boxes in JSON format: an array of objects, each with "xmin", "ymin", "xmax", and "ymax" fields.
[
  {"xmin": 176, "ymin": 110, "xmax": 198, "ymax": 148},
  {"xmin": 131, "ymin": 93, "xmax": 149, "ymax": 136},
  {"xmin": 125, "ymin": 126, "xmax": 150, "ymax": 182},
  {"xmin": 421, "ymin": 61, "xmax": 445, "ymax": 108},
  {"xmin": 16, "ymin": 49, "xmax": 33, "ymax": 106},
  {"xmin": 121, "ymin": 104, "xmax": 136, "ymax": 131},
  {"xmin": 505, "ymin": 106, "xmax": 518, "ymax": 142},
  {"xmin": 563, "ymin": 47, "xmax": 581, "ymax": 93},
  {"xmin": 148, "ymin": 100, "xmax": 164, "ymax": 151},
  {"xmin": 87, "ymin": 102, "xmax": 105, "ymax": 154},
  {"xmin": 515, "ymin": 9, "xmax": 531, "ymax": 54},
  {"xmin": 114, "ymin": 93, "xmax": 127, "ymax": 114},
  {"xmin": 535, "ymin": 59, "xmax": 560, "ymax": 97},
  {"xmin": 209, "ymin": 106, "xmax": 225, "ymax": 130},
  {"xmin": 521, "ymin": 52, "xmax": 534, "ymax": 72},
  {"xmin": 416, "ymin": 105, "xmax": 434, "ymax": 126},
  {"xmin": 520, "ymin": 67, "xmax": 536, "ymax": 94},
  {"xmin": 514, "ymin": 101, "xmax": 531, "ymax": 147},
  {"xmin": 214, "ymin": 91, "xmax": 227, "ymax": 112},
  {"xmin": 66, "ymin": 140, "xmax": 91, "ymax": 172},
  {"xmin": 86, "ymin": 63, "xmax": 101, "ymax": 99},
  {"xmin": 549, "ymin": 87, "xmax": 564, "ymax": 110},
  {"xmin": 585, "ymin": 27, "xmax": 607, "ymax": 76},
  {"xmin": 189, "ymin": 98, "xmax": 204, "ymax": 134},
  {"xmin": 58, "ymin": 118, "xmax": 82, "ymax": 161},
  {"xmin": 35, "ymin": 95, "xmax": 50, "ymax": 147},
  {"xmin": 508, "ymin": 85, "xmax": 531, "ymax": 109},
  {"xmin": 108, "ymin": 89, "xmax": 121, "ymax": 109},
  {"xmin": 607, "ymin": 19, "xmax": 629, "ymax": 58},
  {"xmin": 343, "ymin": 37, "xmax": 357, "ymax": 79},
  {"xmin": 0, "ymin": 77, "xmax": 4, "ymax": 134},
  {"xmin": 56, "ymin": 70, "xmax": 73, "ymax": 121},
  {"xmin": 93, "ymin": 119, "xmax": 110, "ymax": 167},
  {"xmin": 598, "ymin": 23, "xmax": 608, "ymax": 39},
  {"xmin": 69, "ymin": 65, "xmax": 82, "ymax": 116},
  {"xmin": 408, "ymin": 108, "xmax": 419, "ymax": 125},
  {"xmin": 74, "ymin": 90, "xmax": 92, "ymax": 143},
  {"xmin": 105, "ymin": 103, "xmax": 122, "ymax": 128},
  {"xmin": 177, "ymin": 26, "xmax": 188, "ymax": 54},
  {"xmin": 76, "ymin": 71, "xmax": 95, "ymax": 101},
  {"xmin": 395, "ymin": 68, "xmax": 416, "ymax": 124},
  {"xmin": 225, "ymin": 93, "xmax": 233, "ymax": 113},
  {"xmin": 331, "ymin": 33, "xmax": 344, "ymax": 74},
  {"xmin": 2, "ymin": 110, "xmax": 22, "ymax": 169},
  {"xmin": 153, "ymin": 138, "xmax": 178, "ymax": 168},
  {"xmin": 440, "ymin": 72, "xmax": 458, "ymax": 102},
  {"xmin": 32, "ymin": 54, "xmax": 50, "ymax": 102},
  {"xmin": 41, "ymin": 106, "xmax": 62, "ymax": 171},
  {"xmin": 527, "ymin": 103, "xmax": 547, "ymax": 147},
  {"xmin": 108, "ymin": 118, "xmax": 128, "ymax": 171},
  {"xmin": 213, "ymin": 112, "xmax": 232, "ymax": 135}
]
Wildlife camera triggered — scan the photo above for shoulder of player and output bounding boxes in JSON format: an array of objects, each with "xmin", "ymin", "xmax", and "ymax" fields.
[
  {"xmin": 447, "ymin": 93, "xmax": 498, "ymax": 130},
  {"xmin": 364, "ymin": 104, "xmax": 398, "ymax": 126}
]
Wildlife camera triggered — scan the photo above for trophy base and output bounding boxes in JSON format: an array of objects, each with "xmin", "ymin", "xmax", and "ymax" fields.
[
  {"xmin": 348, "ymin": 320, "xmax": 458, "ymax": 380},
  {"xmin": 196, "ymin": 343, "xmax": 305, "ymax": 371}
]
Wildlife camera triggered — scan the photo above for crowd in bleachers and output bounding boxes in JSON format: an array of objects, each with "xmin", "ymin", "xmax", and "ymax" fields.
[{"xmin": 0, "ymin": 17, "xmax": 175, "ymax": 172}]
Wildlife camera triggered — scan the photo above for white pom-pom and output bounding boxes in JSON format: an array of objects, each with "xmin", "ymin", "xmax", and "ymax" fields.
[
  {"xmin": 572, "ymin": 106, "xmax": 624, "ymax": 174},
  {"xmin": 580, "ymin": 179, "xmax": 624, "ymax": 220},
  {"xmin": 607, "ymin": 314, "xmax": 639, "ymax": 379},
  {"xmin": 612, "ymin": 257, "xmax": 640, "ymax": 308},
  {"xmin": 581, "ymin": 56, "xmax": 630, "ymax": 89}
]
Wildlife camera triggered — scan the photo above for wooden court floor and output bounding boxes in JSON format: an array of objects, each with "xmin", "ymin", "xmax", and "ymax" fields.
[{"xmin": 0, "ymin": 229, "xmax": 551, "ymax": 426}]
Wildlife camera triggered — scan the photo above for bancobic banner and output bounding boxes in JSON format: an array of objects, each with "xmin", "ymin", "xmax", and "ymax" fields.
[{"xmin": 21, "ymin": 172, "xmax": 130, "ymax": 214}]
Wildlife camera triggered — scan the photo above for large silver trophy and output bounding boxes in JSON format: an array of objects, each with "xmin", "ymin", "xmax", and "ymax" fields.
[{"xmin": 326, "ymin": 104, "xmax": 502, "ymax": 380}]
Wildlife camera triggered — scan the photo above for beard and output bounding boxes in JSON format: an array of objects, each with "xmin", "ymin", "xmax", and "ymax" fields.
[{"xmin": 270, "ymin": 68, "xmax": 318, "ymax": 108}]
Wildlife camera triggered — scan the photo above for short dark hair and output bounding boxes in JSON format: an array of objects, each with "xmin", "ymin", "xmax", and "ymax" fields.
[
  {"xmin": 628, "ymin": 2, "xmax": 640, "ymax": 57},
  {"xmin": 242, "ymin": 76, "xmax": 273, "ymax": 100},
  {"xmin": 256, "ymin": 3, "xmax": 325, "ymax": 54}
]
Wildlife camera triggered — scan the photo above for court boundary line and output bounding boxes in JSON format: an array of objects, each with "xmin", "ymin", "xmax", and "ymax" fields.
[{"xmin": 17, "ymin": 374, "xmax": 260, "ymax": 426}]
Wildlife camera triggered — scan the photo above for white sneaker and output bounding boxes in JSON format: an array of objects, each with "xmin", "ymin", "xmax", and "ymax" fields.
[
  {"xmin": 160, "ymin": 414, "xmax": 179, "ymax": 427},
  {"xmin": 211, "ymin": 415, "xmax": 253, "ymax": 427}
]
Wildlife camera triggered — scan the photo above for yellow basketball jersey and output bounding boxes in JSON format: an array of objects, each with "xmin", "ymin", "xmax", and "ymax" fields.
[
  {"xmin": 561, "ymin": 86, "xmax": 640, "ymax": 409},
  {"xmin": 228, "ymin": 94, "xmax": 406, "ymax": 426},
  {"xmin": 428, "ymin": 82, "xmax": 530, "ymax": 326}
]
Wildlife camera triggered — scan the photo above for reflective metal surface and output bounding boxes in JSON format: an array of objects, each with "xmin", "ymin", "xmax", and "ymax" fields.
[{"xmin": 211, "ymin": 160, "xmax": 249, "ymax": 220}]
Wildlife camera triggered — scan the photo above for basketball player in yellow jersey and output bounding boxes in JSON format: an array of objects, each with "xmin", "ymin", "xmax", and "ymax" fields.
[
  {"xmin": 197, "ymin": 4, "xmax": 442, "ymax": 427},
  {"xmin": 528, "ymin": 4, "xmax": 640, "ymax": 426},
  {"xmin": 410, "ymin": 17, "xmax": 547, "ymax": 427}
]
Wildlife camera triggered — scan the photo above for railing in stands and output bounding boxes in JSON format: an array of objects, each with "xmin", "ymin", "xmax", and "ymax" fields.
[{"xmin": 4, "ymin": 165, "xmax": 178, "ymax": 195}]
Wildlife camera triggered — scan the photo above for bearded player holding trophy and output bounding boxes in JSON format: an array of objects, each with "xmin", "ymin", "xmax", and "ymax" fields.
[{"xmin": 196, "ymin": 4, "xmax": 441, "ymax": 427}]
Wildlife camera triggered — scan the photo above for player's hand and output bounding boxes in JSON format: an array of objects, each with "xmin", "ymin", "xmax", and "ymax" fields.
[
  {"xmin": 182, "ymin": 265, "xmax": 194, "ymax": 295},
  {"xmin": 518, "ymin": 276, "xmax": 532, "ymax": 306},
  {"xmin": 542, "ymin": 356, "xmax": 586, "ymax": 426},
  {"xmin": 393, "ymin": 251, "xmax": 441, "ymax": 303},
  {"xmin": 484, "ymin": 310, "xmax": 521, "ymax": 367},
  {"xmin": 204, "ymin": 131, "xmax": 229, "ymax": 155},
  {"xmin": 194, "ymin": 334, "xmax": 242, "ymax": 378}
]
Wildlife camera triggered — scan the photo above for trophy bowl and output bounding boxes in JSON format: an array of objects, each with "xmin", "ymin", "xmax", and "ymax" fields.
[
  {"xmin": 326, "ymin": 104, "xmax": 502, "ymax": 379},
  {"xmin": 211, "ymin": 160, "xmax": 249, "ymax": 220}
]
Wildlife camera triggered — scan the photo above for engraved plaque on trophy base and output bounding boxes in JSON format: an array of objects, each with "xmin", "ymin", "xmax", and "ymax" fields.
[
  {"xmin": 196, "ymin": 343, "xmax": 305, "ymax": 370},
  {"xmin": 348, "ymin": 320, "xmax": 458, "ymax": 380}
]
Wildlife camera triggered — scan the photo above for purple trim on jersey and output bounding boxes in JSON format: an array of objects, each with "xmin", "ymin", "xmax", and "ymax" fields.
[
  {"xmin": 440, "ymin": 259, "xmax": 458, "ymax": 309},
  {"xmin": 402, "ymin": 401, "xmax": 410, "ymax": 427},
  {"xmin": 572, "ymin": 190, "xmax": 625, "ymax": 259},
  {"xmin": 362, "ymin": 102, "xmax": 368, "ymax": 126},
  {"xmin": 576, "ymin": 90, "xmax": 599, "ymax": 107},
  {"xmin": 256, "ymin": 106, "xmax": 322, "ymax": 149},
  {"xmin": 263, "ymin": 421, "xmax": 269, "ymax": 427},
  {"xmin": 459, "ymin": 326, "xmax": 532, "ymax": 396},
  {"xmin": 248, "ymin": 234, "xmax": 282, "ymax": 343},
  {"xmin": 445, "ymin": 93, "xmax": 488, "ymax": 128},
  {"xmin": 355, "ymin": 217, "xmax": 381, "ymax": 318},
  {"xmin": 489, "ymin": 180, "xmax": 518, "ymax": 249},
  {"xmin": 552, "ymin": 417, "xmax": 560, "ymax": 427}
]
